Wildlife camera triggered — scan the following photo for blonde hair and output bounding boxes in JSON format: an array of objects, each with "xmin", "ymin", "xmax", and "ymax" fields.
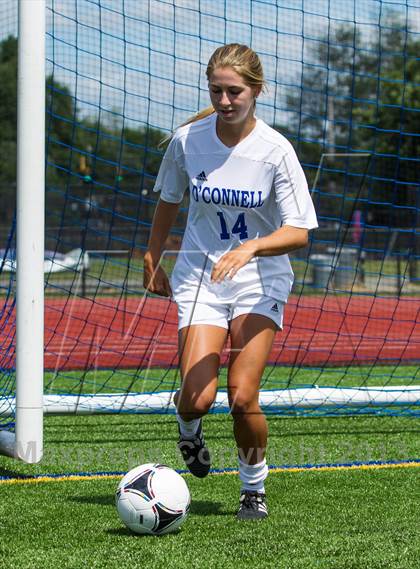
[{"xmin": 160, "ymin": 44, "xmax": 265, "ymax": 146}]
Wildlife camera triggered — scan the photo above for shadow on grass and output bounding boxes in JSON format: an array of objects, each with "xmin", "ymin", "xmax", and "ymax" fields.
[
  {"xmin": 106, "ymin": 526, "xmax": 182, "ymax": 537},
  {"xmin": 189, "ymin": 500, "xmax": 230, "ymax": 516},
  {"xmin": 70, "ymin": 495, "xmax": 230, "ymax": 516},
  {"xmin": 70, "ymin": 494, "xmax": 115, "ymax": 506},
  {"xmin": 0, "ymin": 467, "xmax": 32, "ymax": 479}
]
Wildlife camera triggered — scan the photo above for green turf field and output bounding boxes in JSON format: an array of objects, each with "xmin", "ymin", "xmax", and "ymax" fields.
[
  {"xmin": 1, "ymin": 413, "xmax": 419, "ymax": 568},
  {"xmin": 44, "ymin": 365, "xmax": 420, "ymax": 396}
]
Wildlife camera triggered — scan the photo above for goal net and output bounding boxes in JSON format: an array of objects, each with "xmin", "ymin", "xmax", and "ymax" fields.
[{"xmin": 1, "ymin": 0, "xmax": 419, "ymax": 460}]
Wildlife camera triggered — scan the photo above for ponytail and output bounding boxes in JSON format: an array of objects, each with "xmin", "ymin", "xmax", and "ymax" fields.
[
  {"xmin": 180, "ymin": 105, "xmax": 215, "ymax": 128},
  {"xmin": 159, "ymin": 106, "xmax": 215, "ymax": 148}
]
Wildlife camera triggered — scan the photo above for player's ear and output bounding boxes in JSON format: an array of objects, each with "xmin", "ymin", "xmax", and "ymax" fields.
[{"xmin": 253, "ymin": 86, "xmax": 262, "ymax": 99}]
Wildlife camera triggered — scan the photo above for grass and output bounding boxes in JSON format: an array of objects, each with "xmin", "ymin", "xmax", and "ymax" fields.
[
  {"xmin": 1, "ymin": 413, "xmax": 419, "ymax": 568},
  {"xmin": 1, "ymin": 365, "xmax": 420, "ymax": 567},
  {"xmin": 0, "ymin": 467, "xmax": 418, "ymax": 569},
  {"xmin": 42, "ymin": 365, "xmax": 420, "ymax": 397}
]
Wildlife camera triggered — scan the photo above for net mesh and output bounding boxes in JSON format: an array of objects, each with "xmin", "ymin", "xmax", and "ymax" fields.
[{"xmin": 1, "ymin": 0, "xmax": 419, "ymax": 427}]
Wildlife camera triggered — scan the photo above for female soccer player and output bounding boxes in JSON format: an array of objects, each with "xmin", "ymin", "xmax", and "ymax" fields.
[{"xmin": 143, "ymin": 44, "xmax": 318, "ymax": 520}]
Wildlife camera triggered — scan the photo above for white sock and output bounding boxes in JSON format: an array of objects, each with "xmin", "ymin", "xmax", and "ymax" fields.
[
  {"xmin": 176, "ymin": 414, "xmax": 201, "ymax": 439},
  {"xmin": 238, "ymin": 458, "xmax": 268, "ymax": 493}
]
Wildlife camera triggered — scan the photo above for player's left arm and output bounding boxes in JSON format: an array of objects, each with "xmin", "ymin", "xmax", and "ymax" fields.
[
  {"xmin": 212, "ymin": 147, "xmax": 317, "ymax": 283},
  {"xmin": 211, "ymin": 225, "xmax": 308, "ymax": 283},
  {"xmin": 248, "ymin": 224, "xmax": 309, "ymax": 257}
]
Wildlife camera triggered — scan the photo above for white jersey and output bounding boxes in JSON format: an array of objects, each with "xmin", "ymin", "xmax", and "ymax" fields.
[{"xmin": 153, "ymin": 113, "xmax": 318, "ymax": 304}]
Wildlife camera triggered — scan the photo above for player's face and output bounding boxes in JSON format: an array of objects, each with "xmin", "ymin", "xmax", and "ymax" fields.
[{"xmin": 208, "ymin": 67, "xmax": 259, "ymax": 126}]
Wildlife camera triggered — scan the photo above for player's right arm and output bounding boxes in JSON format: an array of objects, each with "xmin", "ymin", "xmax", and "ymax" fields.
[{"xmin": 143, "ymin": 198, "xmax": 180, "ymax": 297}]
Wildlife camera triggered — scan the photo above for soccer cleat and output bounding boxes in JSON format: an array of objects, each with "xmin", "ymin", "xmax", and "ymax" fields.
[
  {"xmin": 177, "ymin": 419, "xmax": 211, "ymax": 478},
  {"xmin": 237, "ymin": 490, "xmax": 268, "ymax": 520}
]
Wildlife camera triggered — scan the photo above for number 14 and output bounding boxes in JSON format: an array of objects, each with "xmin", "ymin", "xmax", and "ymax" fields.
[{"xmin": 217, "ymin": 212, "xmax": 248, "ymax": 240}]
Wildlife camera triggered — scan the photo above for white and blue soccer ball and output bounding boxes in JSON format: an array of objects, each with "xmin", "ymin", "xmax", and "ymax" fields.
[{"xmin": 115, "ymin": 463, "xmax": 191, "ymax": 535}]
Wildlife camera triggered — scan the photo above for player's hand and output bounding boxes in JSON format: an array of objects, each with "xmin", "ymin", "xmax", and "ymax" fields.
[
  {"xmin": 211, "ymin": 243, "xmax": 256, "ymax": 283},
  {"xmin": 143, "ymin": 253, "xmax": 172, "ymax": 297}
]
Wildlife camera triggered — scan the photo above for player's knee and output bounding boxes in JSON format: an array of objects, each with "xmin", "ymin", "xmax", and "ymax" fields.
[
  {"xmin": 178, "ymin": 394, "xmax": 214, "ymax": 417},
  {"xmin": 229, "ymin": 392, "xmax": 258, "ymax": 416},
  {"xmin": 192, "ymin": 396, "xmax": 214, "ymax": 416}
]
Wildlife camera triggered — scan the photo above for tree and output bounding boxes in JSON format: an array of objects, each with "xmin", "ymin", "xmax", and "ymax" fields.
[
  {"xmin": 0, "ymin": 36, "xmax": 81, "ymax": 224},
  {"xmin": 280, "ymin": 17, "xmax": 420, "ymax": 228},
  {"xmin": 0, "ymin": 35, "xmax": 167, "ymax": 234},
  {"xmin": 0, "ymin": 36, "xmax": 18, "ymax": 223}
]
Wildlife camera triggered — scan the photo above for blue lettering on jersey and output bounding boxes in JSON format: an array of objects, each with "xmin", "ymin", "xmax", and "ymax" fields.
[
  {"xmin": 231, "ymin": 189, "xmax": 240, "ymax": 207},
  {"xmin": 192, "ymin": 185, "xmax": 264, "ymax": 208},
  {"xmin": 241, "ymin": 191, "xmax": 249, "ymax": 207},
  {"xmin": 221, "ymin": 188, "xmax": 230, "ymax": 205},
  {"xmin": 202, "ymin": 187, "xmax": 211, "ymax": 203},
  {"xmin": 211, "ymin": 188, "xmax": 221, "ymax": 204}
]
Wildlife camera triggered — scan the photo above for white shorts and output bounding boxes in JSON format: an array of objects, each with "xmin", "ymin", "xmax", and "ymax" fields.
[{"xmin": 176, "ymin": 294, "xmax": 285, "ymax": 331}]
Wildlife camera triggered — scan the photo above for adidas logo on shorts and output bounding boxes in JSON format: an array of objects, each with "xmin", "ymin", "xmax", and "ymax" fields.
[
  {"xmin": 270, "ymin": 303, "xmax": 279, "ymax": 313},
  {"xmin": 196, "ymin": 170, "xmax": 207, "ymax": 181}
]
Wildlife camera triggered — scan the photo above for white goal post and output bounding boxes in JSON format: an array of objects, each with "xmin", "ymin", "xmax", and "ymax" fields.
[{"xmin": 0, "ymin": 0, "xmax": 45, "ymax": 463}]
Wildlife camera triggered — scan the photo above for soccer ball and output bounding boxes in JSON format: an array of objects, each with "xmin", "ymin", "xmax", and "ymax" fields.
[{"xmin": 115, "ymin": 463, "xmax": 191, "ymax": 535}]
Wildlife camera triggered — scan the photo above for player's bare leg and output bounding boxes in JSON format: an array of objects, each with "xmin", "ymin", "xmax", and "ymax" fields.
[
  {"xmin": 175, "ymin": 324, "xmax": 227, "ymax": 477},
  {"xmin": 227, "ymin": 313, "xmax": 277, "ymax": 519},
  {"xmin": 176, "ymin": 324, "xmax": 227, "ymax": 419}
]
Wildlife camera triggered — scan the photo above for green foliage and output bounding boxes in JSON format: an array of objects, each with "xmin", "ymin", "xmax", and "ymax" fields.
[
  {"xmin": 1, "ymin": 15, "xmax": 418, "ymax": 231},
  {"xmin": 0, "ymin": 35, "xmax": 167, "ymax": 230},
  {"xmin": 0, "ymin": 36, "xmax": 17, "ymax": 144},
  {"xmin": 0, "ymin": 36, "xmax": 18, "ymax": 223},
  {"xmin": 277, "ymin": 20, "xmax": 420, "ymax": 227}
]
